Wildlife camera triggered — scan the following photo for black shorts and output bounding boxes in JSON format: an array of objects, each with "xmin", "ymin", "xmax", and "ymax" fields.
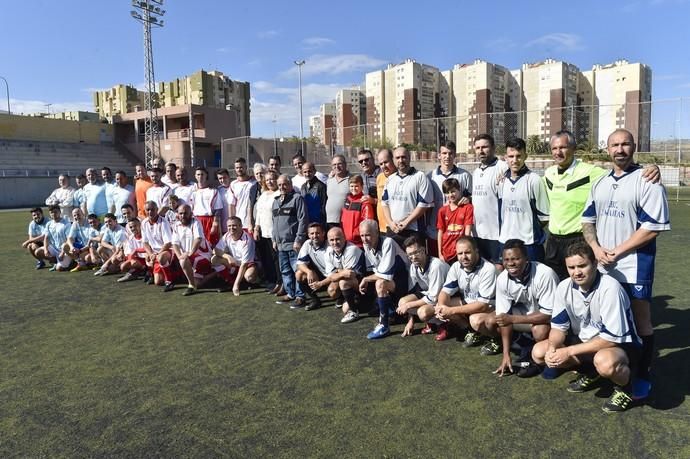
[{"xmin": 544, "ymin": 233, "xmax": 585, "ymax": 281}]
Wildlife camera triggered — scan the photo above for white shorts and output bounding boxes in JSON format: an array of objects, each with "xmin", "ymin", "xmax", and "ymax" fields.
[{"xmin": 48, "ymin": 246, "xmax": 72, "ymax": 268}]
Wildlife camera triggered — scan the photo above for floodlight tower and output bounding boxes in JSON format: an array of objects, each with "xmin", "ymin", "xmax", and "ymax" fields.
[{"xmin": 131, "ymin": 0, "xmax": 165, "ymax": 168}]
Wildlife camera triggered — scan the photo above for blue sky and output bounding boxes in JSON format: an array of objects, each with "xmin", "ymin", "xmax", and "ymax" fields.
[{"xmin": 1, "ymin": 0, "xmax": 690, "ymax": 138}]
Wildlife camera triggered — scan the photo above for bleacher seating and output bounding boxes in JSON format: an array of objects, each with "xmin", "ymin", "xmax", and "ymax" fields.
[{"xmin": 0, "ymin": 139, "xmax": 136, "ymax": 176}]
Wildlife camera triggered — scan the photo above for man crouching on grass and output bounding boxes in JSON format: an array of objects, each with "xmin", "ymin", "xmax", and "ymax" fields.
[
  {"xmin": 532, "ymin": 241, "xmax": 641, "ymax": 413},
  {"xmin": 171, "ymin": 204, "xmax": 234, "ymax": 296},
  {"xmin": 212, "ymin": 216, "xmax": 259, "ymax": 296}
]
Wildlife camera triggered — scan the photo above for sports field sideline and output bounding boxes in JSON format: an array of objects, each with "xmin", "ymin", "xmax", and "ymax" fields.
[{"xmin": 1, "ymin": 203, "xmax": 689, "ymax": 457}]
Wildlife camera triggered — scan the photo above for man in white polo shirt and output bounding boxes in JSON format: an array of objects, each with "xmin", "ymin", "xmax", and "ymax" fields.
[{"xmin": 212, "ymin": 216, "xmax": 259, "ymax": 296}]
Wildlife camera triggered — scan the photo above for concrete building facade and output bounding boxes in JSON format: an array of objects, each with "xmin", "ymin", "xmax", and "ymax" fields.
[
  {"xmin": 591, "ymin": 60, "xmax": 652, "ymax": 151},
  {"xmin": 94, "ymin": 69, "xmax": 251, "ymax": 137},
  {"xmin": 366, "ymin": 59, "xmax": 441, "ymax": 147},
  {"xmin": 335, "ymin": 88, "xmax": 365, "ymax": 147},
  {"xmin": 451, "ymin": 60, "xmax": 521, "ymax": 154},
  {"xmin": 521, "ymin": 59, "xmax": 580, "ymax": 142}
]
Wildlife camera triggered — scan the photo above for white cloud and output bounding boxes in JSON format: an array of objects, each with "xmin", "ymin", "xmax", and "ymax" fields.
[
  {"xmin": 676, "ymin": 82, "xmax": 690, "ymax": 88},
  {"xmin": 7, "ymin": 98, "xmax": 94, "ymax": 115},
  {"xmin": 302, "ymin": 37, "xmax": 335, "ymax": 49},
  {"xmin": 281, "ymin": 54, "xmax": 387, "ymax": 78},
  {"xmin": 525, "ymin": 33, "xmax": 584, "ymax": 51},
  {"xmin": 216, "ymin": 47, "xmax": 231, "ymax": 53},
  {"xmin": 258, "ymin": 30, "xmax": 279, "ymax": 39}
]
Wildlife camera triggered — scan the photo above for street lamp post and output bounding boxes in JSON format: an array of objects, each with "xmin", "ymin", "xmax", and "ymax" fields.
[
  {"xmin": 272, "ymin": 116, "xmax": 278, "ymax": 156},
  {"xmin": 0, "ymin": 76, "xmax": 9, "ymax": 115},
  {"xmin": 294, "ymin": 59, "xmax": 306, "ymax": 156}
]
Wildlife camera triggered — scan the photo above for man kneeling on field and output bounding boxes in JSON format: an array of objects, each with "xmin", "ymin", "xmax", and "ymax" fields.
[
  {"xmin": 532, "ymin": 241, "xmax": 641, "ymax": 413},
  {"xmin": 397, "ymin": 235, "xmax": 450, "ymax": 339},
  {"xmin": 310, "ymin": 227, "xmax": 365, "ymax": 321},
  {"xmin": 479, "ymin": 239, "xmax": 559, "ymax": 377},
  {"xmin": 212, "ymin": 216, "xmax": 259, "ymax": 296},
  {"xmin": 295, "ymin": 223, "xmax": 330, "ymax": 310},
  {"xmin": 172, "ymin": 204, "xmax": 234, "ymax": 296},
  {"xmin": 359, "ymin": 219, "xmax": 410, "ymax": 340},
  {"xmin": 435, "ymin": 237, "xmax": 497, "ymax": 344}
]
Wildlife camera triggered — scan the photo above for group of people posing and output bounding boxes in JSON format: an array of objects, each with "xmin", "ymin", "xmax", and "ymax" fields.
[{"xmin": 21, "ymin": 128, "xmax": 670, "ymax": 413}]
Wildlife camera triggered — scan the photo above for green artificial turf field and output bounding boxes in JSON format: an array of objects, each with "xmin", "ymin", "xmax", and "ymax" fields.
[{"xmin": 1, "ymin": 204, "xmax": 689, "ymax": 458}]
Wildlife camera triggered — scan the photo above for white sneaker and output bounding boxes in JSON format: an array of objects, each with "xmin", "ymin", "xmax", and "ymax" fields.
[
  {"xmin": 117, "ymin": 272, "xmax": 135, "ymax": 283},
  {"xmin": 93, "ymin": 268, "xmax": 107, "ymax": 276},
  {"xmin": 341, "ymin": 310, "xmax": 360, "ymax": 324}
]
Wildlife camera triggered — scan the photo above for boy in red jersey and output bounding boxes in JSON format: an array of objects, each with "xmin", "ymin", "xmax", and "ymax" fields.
[
  {"xmin": 340, "ymin": 175, "xmax": 374, "ymax": 247},
  {"xmin": 436, "ymin": 178, "xmax": 474, "ymax": 264}
]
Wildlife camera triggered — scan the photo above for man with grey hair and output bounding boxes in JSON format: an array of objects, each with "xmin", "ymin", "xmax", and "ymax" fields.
[{"xmin": 543, "ymin": 130, "xmax": 659, "ymax": 280}]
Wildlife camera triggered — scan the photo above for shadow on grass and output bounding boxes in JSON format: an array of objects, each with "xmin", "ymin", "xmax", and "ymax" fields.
[{"xmin": 645, "ymin": 294, "xmax": 690, "ymax": 410}]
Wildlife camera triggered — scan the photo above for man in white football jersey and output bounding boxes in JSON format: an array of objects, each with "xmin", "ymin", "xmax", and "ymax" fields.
[
  {"xmin": 117, "ymin": 218, "xmax": 147, "ymax": 282},
  {"xmin": 190, "ymin": 166, "xmax": 223, "ymax": 247},
  {"xmin": 381, "ymin": 146, "xmax": 434, "ymax": 248},
  {"xmin": 482, "ymin": 239, "xmax": 559, "ymax": 378},
  {"xmin": 45, "ymin": 174, "xmax": 75, "ymax": 221},
  {"xmin": 295, "ymin": 223, "xmax": 330, "ymax": 310},
  {"xmin": 396, "ymin": 235, "xmax": 450, "ymax": 339},
  {"xmin": 173, "ymin": 167, "xmax": 196, "ymax": 205},
  {"xmin": 93, "ymin": 213, "xmax": 127, "ymax": 275},
  {"xmin": 36, "ymin": 205, "xmax": 72, "ymax": 271},
  {"xmin": 311, "ymin": 226, "xmax": 365, "ymax": 321},
  {"xmin": 22, "ymin": 207, "xmax": 49, "ymax": 269},
  {"xmin": 359, "ymin": 219, "xmax": 411, "ymax": 340},
  {"xmin": 532, "ymin": 241, "xmax": 641, "ymax": 413},
  {"xmin": 212, "ymin": 216, "xmax": 259, "ymax": 296},
  {"xmin": 140, "ymin": 200, "xmax": 174, "ymax": 287},
  {"xmin": 110, "ymin": 171, "xmax": 136, "ymax": 225},
  {"xmin": 435, "ymin": 237, "xmax": 497, "ymax": 347},
  {"xmin": 230, "ymin": 157, "xmax": 257, "ymax": 232},
  {"xmin": 471, "ymin": 134, "xmax": 508, "ymax": 267},
  {"xmin": 146, "ymin": 167, "xmax": 172, "ymax": 216},
  {"xmin": 171, "ymin": 204, "xmax": 233, "ymax": 296},
  {"xmin": 582, "ymin": 128, "xmax": 670, "ymax": 400},
  {"xmin": 498, "ymin": 137, "xmax": 549, "ymax": 262}
]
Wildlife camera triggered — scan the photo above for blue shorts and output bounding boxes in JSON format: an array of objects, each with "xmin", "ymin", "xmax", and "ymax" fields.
[
  {"xmin": 621, "ymin": 282, "xmax": 652, "ymax": 302},
  {"xmin": 476, "ymin": 238, "xmax": 501, "ymax": 264}
]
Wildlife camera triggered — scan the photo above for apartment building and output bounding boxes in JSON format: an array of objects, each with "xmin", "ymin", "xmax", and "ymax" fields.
[
  {"xmin": 335, "ymin": 88, "xmax": 365, "ymax": 146},
  {"xmin": 94, "ymin": 69, "xmax": 251, "ymax": 136},
  {"xmin": 591, "ymin": 60, "xmax": 652, "ymax": 151},
  {"xmin": 520, "ymin": 59, "xmax": 580, "ymax": 142},
  {"xmin": 450, "ymin": 59, "xmax": 521, "ymax": 154},
  {"xmin": 93, "ymin": 84, "xmax": 146, "ymax": 122},
  {"xmin": 366, "ymin": 59, "xmax": 441, "ymax": 147}
]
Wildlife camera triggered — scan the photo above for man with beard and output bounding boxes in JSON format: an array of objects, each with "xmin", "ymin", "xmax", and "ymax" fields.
[{"xmin": 582, "ymin": 128, "xmax": 670, "ymax": 401}]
